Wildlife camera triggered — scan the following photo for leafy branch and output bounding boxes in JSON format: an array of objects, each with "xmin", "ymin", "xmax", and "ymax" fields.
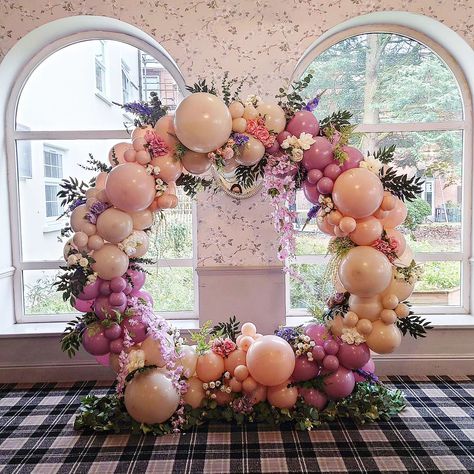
[
  {"xmin": 78, "ymin": 153, "xmax": 112, "ymax": 173},
  {"xmin": 61, "ymin": 312, "xmax": 98, "ymax": 357},
  {"xmin": 211, "ymin": 316, "xmax": 241, "ymax": 341},
  {"xmin": 176, "ymin": 173, "xmax": 214, "ymax": 198},
  {"xmin": 190, "ymin": 320, "xmax": 213, "ymax": 354},
  {"xmin": 380, "ymin": 167, "xmax": 424, "ymax": 202},
  {"xmin": 234, "ymin": 157, "xmax": 267, "ymax": 190},
  {"xmin": 396, "ymin": 312, "xmax": 432, "ymax": 338},
  {"xmin": 319, "ymin": 110, "xmax": 353, "ymax": 132},
  {"xmin": 185, "ymin": 79, "xmax": 217, "ymax": 95},
  {"xmin": 275, "ymin": 73, "xmax": 314, "ymax": 118},
  {"xmin": 371, "ymin": 145, "xmax": 396, "ymax": 164},
  {"xmin": 221, "ymin": 71, "xmax": 245, "ymax": 106}
]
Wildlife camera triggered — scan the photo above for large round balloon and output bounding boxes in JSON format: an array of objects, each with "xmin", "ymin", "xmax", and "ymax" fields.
[
  {"xmin": 124, "ymin": 369, "xmax": 180, "ymax": 424},
  {"xmin": 154, "ymin": 115, "xmax": 179, "ymax": 148},
  {"xmin": 256, "ymin": 103, "xmax": 286, "ymax": 133},
  {"xmin": 365, "ymin": 320, "xmax": 402, "ymax": 354},
  {"xmin": 174, "ymin": 92, "xmax": 232, "ymax": 153},
  {"xmin": 338, "ymin": 246, "xmax": 392, "ymax": 297},
  {"xmin": 129, "ymin": 209, "xmax": 153, "ymax": 230},
  {"xmin": 181, "ymin": 150, "xmax": 212, "ymax": 175},
  {"xmin": 323, "ymin": 367, "xmax": 355, "ymax": 400},
  {"xmin": 349, "ymin": 216, "xmax": 383, "ymax": 246},
  {"xmin": 151, "ymin": 153, "xmax": 183, "ymax": 183},
  {"xmin": 246, "ymin": 335, "xmax": 295, "ymax": 386},
  {"xmin": 92, "ymin": 243, "xmax": 129, "ymax": 280},
  {"xmin": 235, "ymin": 134, "xmax": 265, "ymax": 166},
  {"xmin": 96, "ymin": 208, "xmax": 133, "ymax": 244},
  {"xmin": 332, "ymin": 168, "xmax": 384, "ymax": 219},
  {"xmin": 105, "ymin": 163, "xmax": 156, "ymax": 212}
]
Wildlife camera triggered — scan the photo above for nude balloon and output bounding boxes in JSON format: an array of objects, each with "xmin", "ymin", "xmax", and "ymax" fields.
[
  {"xmin": 92, "ymin": 243, "xmax": 129, "ymax": 280},
  {"xmin": 196, "ymin": 351, "xmax": 225, "ymax": 382},
  {"xmin": 349, "ymin": 295, "xmax": 384, "ymax": 322},
  {"xmin": 246, "ymin": 335, "xmax": 295, "ymax": 386},
  {"xmin": 183, "ymin": 376, "xmax": 206, "ymax": 408},
  {"xmin": 365, "ymin": 320, "xmax": 402, "ymax": 354},
  {"xmin": 257, "ymin": 103, "xmax": 286, "ymax": 133},
  {"xmin": 383, "ymin": 270, "xmax": 415, "ymax": 301},
  {"xmin": 124, "ymin": 369, "xmax": 180, "ymax": 424},
  {"xmin": 154, "ymin": 115, "xmax": 179, "ymax": 148},
  {"xmin": 174, "ymin": 92, "xmax": 232, "ymax": 153},
  {"xmin": 151, "ymin": 153, "xmax": 183, "ymax": 183},
  {"xmin": 332, "ymin": 168, "xmax": 384, "ymax": 219},
  {"xmin": 106, "ymin": 163, "xmax": 156, "ymax": 212},
  {"xmin": 108, "ymin": 142, "xmax": 130, "ymax": 166},
  {"xmin": 178, "ymin": 345, "xmax": 199, "ymax": 378},
  {"xmin": 338, "ymin": 246, "xmax": 392, "ymax": 297},
  {"xmin": 381, "ymin": 197, "xmax": 408, "ymax": 228},
  {"xmin": 96, "ymin": 208, "xmax": 133, "ymax": 244},
  {"xmin": 224, "ymin": 349, "xmax": 247, "ymax": 376},
  {"xmin": 70, "ymin": 204, "xmax": 88, "ymax": 232},
  {"xmin": 141, "ymin": 334, "xmax": 174, "ymax": 367},
  {"xmin": 236, "ymin": 134, "xmax": 265, "ymax": 166},
  {"xmin": 350, "ymin": 216, "xmax": 383, "ymax": 246},
  {"xmin": 131, "ymin": 125, "xmax": 153, "ymax": 140},
  {"xmin": 267, "ymin": 381, "xmax": 298, "ymax": 409},
  {"xmin": 181, "ymin": 150, "xmax": 212, "ymax": 175},
  {"xmin": 129, "ymin": 209, "xmax": 154, "ymax": 230}
]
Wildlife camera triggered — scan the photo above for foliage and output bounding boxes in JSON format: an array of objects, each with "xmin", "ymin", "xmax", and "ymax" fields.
[
  {"xmin": 396, "ymin": 312, "xmax": 433, "ymax": 338},
  {"xmin": 78, "ymin": 153, "xmax": 111, "ymax": 174},
  {"xmin": 190, "ymin": 320, "xmax": 213, "ymax": 354},
  {"xmin": 380, "ymin": 166, "xmax": 424, "ymax": 202},
  {"xmin": 371, "ymin": 145, "xmax": 396, "ymax": 164},
  {"xmin": 118, "ymin": 91, "xmax": 168, "ymax": 128},
  {"xmin": 220, "ymin": 71, "xmax": 245, "ymax": 105},
  {"xmin": 53, "ymin": 259, "xmax": 95, "ymax": 306},
  {"xmin": 74, "ymin": 381, "xmax": 406, "ymax": 435},
  {"xmin": 57, "ymin": 177, "xmax": 92, "ymax": 218},
  {"xmin": 319, "ymin": 110, "xmax": 353, "ymax": 132},
  {"xmin": 185, "ymin": 79, "xmax": 217, "ymax": 95},
  {"xmin": 211, "ymin": 316, "xmax": 241, "ymax": 341},
  {"xmin": 234, "ymin": 158, "xmax": 267, "ymax": 190},
  {"xmin": 275, "ymin": 73, "xmax": 314, "ymax": 118},
  {"xmin": 405, "ymin": 198, "xmax": 432, "ymax": 233},
  {"xmin": 61, "ymin": 312, "xmax": 98, "ymax": 357},
  {"xmin": 176, "ymin": 173, "xmax": 214, "ymax": 198},
  {"xmin": 128, "ymin": 257, "xmax": 156, "ymax": 275}
]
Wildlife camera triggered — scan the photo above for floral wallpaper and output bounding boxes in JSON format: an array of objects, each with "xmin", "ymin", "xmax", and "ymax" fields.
[{"xmin": 1, "ymin": 0, "xmax": 473, "ymax": 266}]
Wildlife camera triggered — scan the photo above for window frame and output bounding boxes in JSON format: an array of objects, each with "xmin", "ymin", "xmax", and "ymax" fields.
[
  {"xmin": 288, "ymin": 24, "xmax": 473, "ymax": 318},
  {"xmin": 94, "ymin": 39, "xmax": 107, "ymax": 96},
  {"xmin": 43, "ymin": 145, "xmax": 65, "ymax": 221},
  {"xmin": 6, "ymin": 31, "xmax": 197, "ymax": 325}
]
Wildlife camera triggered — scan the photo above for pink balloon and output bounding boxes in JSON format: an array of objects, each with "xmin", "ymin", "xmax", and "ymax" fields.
[
  {"xmin": 337, "ymin": 342, "xmax": 370, "ymax": 370},
  {"xmin": 122, "ymin": 316, "xmax": 148, "ymax": 343},
  {"xmin": 299, "ymin": 387, "xmax": 328, "ymax": 411},
  {"xmin": 94, "ymin": 295, "xmax": 113, "ymax": 320},
  {"xmin": 322, "ymin": 354, "xmax": 340, "ymax": 372},
  {"xmin": 354, "ymin": 359, "xmax": 376, "ymax": 382},
  {"xmin": 307, "ymin": 169, "xmax": 323, "ymax": 184},
  {"xmin": 323, "ymin": 366, "xmax": 356, "ymax": 400},
  {"xmin": 323, "ymin": 163, "xmax": 342, "ymax": 181},
  {"xmin": 305, "ymin": 323, "xmax": 330, "ymax": 346},
  {"xmin": 316, "ymin": 216, "xmax": 335, "ymax": 236},
  {"xmin": 286, "ymin": 110, "xmax": 320, "ymax": 137},
  {"xmin": 381, "ymin": 197, "xmax": 408, "ymax": 228},
  {"xmin": 109, "ymin": 291, "xmax": 127, "ymax": 307},
  {"xmin": 125, "ymin": 269, "xmax": 146, "ymax": 291},
  {"xmin": 151, "ymin": 153, "xmax": 183, "ymax": 183},
  {"xmin": 77, "ymin": 278, "xmax": 101, "ymax": 301},
  {"xmin": 265, "ymin": 140, "xmax": 280, "ymax": 155},
  {"xmin": 73, "ymin": 298, "xmax": 94, "ymax": 313},
  {"xmin": 277, "ymin": 131, "xmax": 291, "ymax": 145},
  {"xmin": 291, "ymin": 356, "xmax": 319, "ymax": 382},
  {"xmin": 154, "ymin": 115, "xmax": 179, "ymax": 148},
  {"xmin": 349, "ymin": 216, "xmax": 383, "ymax": 246},
  {"xmin": 99, "ymin": 280, "xmax": 112, "ymax": 296},
  {"xmin": 316, "ymin": 177, "xmax": 334, "ymax": 194},
  {"xmin": 332, "ymin": 168, "xmax": 384, "ymax": 219},
  {"xmin": 302, "ymin": 180, "xmax": 320, "ymax": 204},
  {"xmin": 108, "ymin": 142, "xmax": 130, "ymax": 166},
  {"xmin": 105, "ymin": 163, "xmax": 156, "ymax": 212},
  {"xmin": 131, "ymin": 289, "xmax": 154, "ymax": 306},
  {"xmin": 95, "ymin": 353, "xmax": 110, "ymax": 366},
  {"xmin": 302, "ymin": 137, "xmax": 334, "ymax": 171},
  {"xmin": 110, "ymin": 276, "xmax": 126, "ymax": 293},
  {"xmin": 340, "ymin": 146, "xmax": 364, "ymax": 171},
  {"xmin": 82, "ymin": 323, "xmax": 110, "ymax": 356}
]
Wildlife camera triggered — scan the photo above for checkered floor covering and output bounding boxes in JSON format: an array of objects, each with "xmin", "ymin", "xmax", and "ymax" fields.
[{"xmin": 0, "ymin": 376, "xmax": 473, "ymax": 473}]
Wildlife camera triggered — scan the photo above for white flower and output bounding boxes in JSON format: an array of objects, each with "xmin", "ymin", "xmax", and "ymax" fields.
[
  {"xmin": 298, "ymin": 132, "xmax": 316, "ymax": 150},
  {"xmin": 211, "ymin": 393, "xmax": 217, "ymax": 399},
  {"xmin": 126, "ymin": 349, "xmax": 145, "ymax": 372},
  {"xmin": 245, "ymin": 94, "xmax": 263, "ymax": 107},
  {"xmin": 87, "ymin": 273, "xmax": 97, "ymax": 283},
  {"xmin": 341, "ymin": 328, "xmax": 366, "ymax": 345},
  {"xmin": 360, "ymin": 156, "xmax": 383, "ymax": 175},
  {"xmin": 226, "ymin": 387, "xmax": 232, "ymax": 394},
  {"xmin": 281, "ymin": 135, "xmax": 299, "ymax": 150},
  {"xmin": 79, "ymin": 257, "xmax": 89, "ymax": 268},
  {"xmin": 209, "ymin": 381, "xmax": 215, "ymax": 389},
  {"xmin": 67, "ymin": 255, "xmax": 78, "ymax": 266},
  {"xmin": 291, "ymin": 148, "xmax": 304, "ymax": 162},
  {"xmin": 224, "ymin": 371, "xmax": 230, "ymax": 379},
  {"xmin": 124, "ymin": 246, "xmax": 136, "ymax": 256},
  {"xmin": 153, "ymin": 166, "xmax": 161, "ymax": 175},
  {"xmin": 203, "ymin": 383, "xmax": 208, "ymax": 390},
  {"xmin": 215, "ymin": 380, "xmax": 221, "ymax": 387}
]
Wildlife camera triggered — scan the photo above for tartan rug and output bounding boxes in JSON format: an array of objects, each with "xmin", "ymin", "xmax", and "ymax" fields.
[{"xmin": 0, "ymin": 376, "xmax": 473, "ymax": 473}]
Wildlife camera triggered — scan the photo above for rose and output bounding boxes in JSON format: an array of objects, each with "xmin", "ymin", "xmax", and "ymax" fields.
[
  {"xmin": 222, "ymin": 147, "xmax": 234, "ymax": 161},
  {"xmin": 255, "ymin": 127, "xmax": 270, "ymax": 143},
  {"xmin": 291, "ymin": 148, "xmax": 304, "ymax": 162},
  {"xmin": 246, "ymin": 119, "xmax": 259, "ymax": 134}
]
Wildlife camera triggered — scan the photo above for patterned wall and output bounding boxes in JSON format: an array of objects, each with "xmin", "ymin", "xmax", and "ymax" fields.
[{"xmin": 1, "ymin": 0, "xmax": 473, "ymax": 266}]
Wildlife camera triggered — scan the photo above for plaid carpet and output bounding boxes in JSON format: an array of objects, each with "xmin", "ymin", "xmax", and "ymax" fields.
[{"xmin": 0, "ymin": 376, "xmax": 473, "ymax": 473}]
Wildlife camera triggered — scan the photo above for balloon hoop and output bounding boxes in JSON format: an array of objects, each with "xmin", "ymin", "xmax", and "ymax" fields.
[{"xmin": 58, "ymin": 79, "xmax": 431, "ymax": 434}]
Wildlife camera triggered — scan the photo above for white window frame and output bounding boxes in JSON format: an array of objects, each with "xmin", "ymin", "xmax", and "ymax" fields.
[
  {"xmin": 94, "ymin": 39, "xmax": 107, "ymax": 97},
  {"xmin": 6, "ymin": 31, "xmax": 197, "ymax": 325},
  {"xmin": 287, "ymin": 24, "xmax": 473, "ymax": 318},
  {"xmin": 43, "ymin": 144, "xmax": 65, "ymax": 222}
]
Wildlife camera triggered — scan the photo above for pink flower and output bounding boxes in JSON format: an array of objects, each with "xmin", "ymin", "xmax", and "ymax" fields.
[
  {"xmin": 245, "ymin": 118, "xmax": 276, "ymax": 148},
  {"xmin": 145, "ymin": 130, "xmax": 169, "ymax": 157},
  {"xmin": 222, "ymin": 147, "xmax": 234, "ymax": 161},
  {"xmin": 211, "ymin": 337, "xmax": 237, "ymax": 358}
]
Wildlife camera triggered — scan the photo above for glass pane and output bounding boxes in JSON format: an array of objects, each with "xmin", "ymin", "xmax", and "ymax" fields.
[
  {"xmin": 24, "ymin": 270, "xmax": 74, "ymax": 315},
  {"xmin": 413, "ymin": 261, "xmax": 461, "ymax": 306},
  {"xmin": 145, "ymin": 267, "xmax": 194, "ymax": 312},
  {"xmin": 352, "ymin": 130, "xmax": 463, "ymax": 252},
  {"xmin": 17, "ymin": 40, "xmax": 183, "ymax": 130},
  {"xmin": 289, "ymin": 263, "xmax": 332, "ymax": 311},
  {"xmin": 302, "ymin": 33, "xmax": 463, "ymax": 123}
]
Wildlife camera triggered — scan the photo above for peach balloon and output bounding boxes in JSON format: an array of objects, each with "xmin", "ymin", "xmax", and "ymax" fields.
[
  {"xmin": 249, "ymin": 384, "xmax": 267, "ymax": 404},
  {"xmin": 374, "ymin": 207, "xmax": 389, "ymax": 220},
  {"xmin": 174, "ymin": 92, "xmax": 232, "ymax": 153},
  {"xmin": 242, "ymin": 105, "xmax": 258, "ymax": 120},
  {"xmin": 380, "ymin": 309, "xmax": 397, "ymax": 324},
  {"xmin": 155, "ymin": 194, "xmax": 178, "ymax": 210},
  {"xmin": 383, "ymin": 271, "xmax": 415, "ymax": 301},
  {"xmin": 334, "ymin": 227, "xmax": 348, "ymax": 238},
  {"xmin": 339, "ymin": 216, "xmax": 357, "ymax": 234},
  {"xmin": 108, "ymin": 142, "xmax": 130, "ymax": 166},
  {"xmin": 131, "ymin": 125, "xmax": 153, "ymax": 140},
  {"xmin": 234, "ymin": 364, "xmax": 249, "ymax": 382},
  {"xmin": 124, "ymin": 369, "xmax": 180, "ymax": 424},
  {"xmin": 85, "ymin": 187, "xmax": 99, "ymax": 199},
  {"xmin": 267, "ymin": 382, "xmax": 298, "ymax": 409},
  {"xmin": 332, "ymin": 168, "xmax": 384, "ymax": 219},
  {"xmin": 235, "ymin": 134, "xmax": 265, "ymax": 166},
  {"xmin": 242, "ymin": 376, "xmax": 258, "ymax": 393},
  {"xmin": 183, "ymin": 376, "xmax": 205, "ymax": 408},
  {"xmin": 224, "ymin": 349, "xmax": 247, "ymax": 376},
  {"xmin": 338, "ymin": 246, "xmax": 392, "ymax": 297},
  {"xmin": 73, "ymin": 231, "xmax": 88, "ymax": 249},
  {"xmin": 257, "ymin": 103, "xmax": 286, "ymax": 133},
  {"xmin": 141, "ymin": 334, "xmax": 174, "ymax": 367},
  {"xmin": 133, "ymin": 137, "xmax": 147, "ymax": 152},
  {"xmin": 349, "ymin": 295, "xmax": 384, "ymax": 322},
  {"xmin": 154, "ymin": 115, "xmax": 179, "ymax": 148},
  {"xmin": 238, "ymin": 336, "xmax": 254, "ymax": 352},
  {"xmin": 215, "ymin": 390, "xmax": 232, "ymax": 406},
  {"xmin": 317, "ymin": 216, "xmax": 335, "ymax": 236},
  {"xmin": 178, "ymin": 345, "xmax": 199, "ymax": 378},
  {"xmin": 330, "ymin": 314, "xmax": 344, "ymax": 337},
  {"xmin": 70, "ymin": 204, "xmax": 88, "ymax": 232},
  {"xmin": 241, "ymin": 322, "xmax": 257, "ymax": 337},
  {"xmin": 356, "ymin": 318, "xmax": 373, "ymax": 335},
  {"xmin": 382, "ymin": 294, "xmax": 399, "ymax": 310},
  {"xmin": 151, "ymin": 153, "xmax": 183, "ymax": 183},
  {"xmin": 327, "ymin": 211, "xmax": 343, "ymax": 226},
  {"xmin": 229, "ymin": 377, "xmax": 242, "ymax": 392},
  {"xmin": 96, "ymin": 208, "xmax": 133, "ymax": 244},
  {"xmin": 129, "ymin": 209, "xmax": 154, "ymax": 230},
  {"xmin": 124, "ymin": 148, "xmax": 137, "ymax": 162},
  {"xmin": 88, "ymin": 234, "xmax": 104, "ymax": 251},
  {"xmin": 232, "ymin": 117, "xmax": 247, "ymax": 133},
  {"xmin": 106, "ymin": 163, "xmax": 156, "ymax": 212},
  {"xmin": 395, "ymin": 303, "xmax": 410, "ymax": 318},
  {"xmin": 181, "ymin": 150, "xmax": 211, "ymax": 175},
  {"xmin": 136, "ymin": 150, "xmax": 151, "ymax": 165},
  {"xmin": 381, "ymin": 197, "xmax": 407, "ymax": 228},
  {"xmin": 394, "ymin": 245, "xmax": 414, "ymax": 267},
  {"xmin": 381, "ymin": 192, "xmax": 396, "ymax": 211},
  {"xmin": 343, "ymin": 311, "xmax": 359, "ymax": 328},
  {"xmin": 195, "ymin": 351, "xmax": 225, "ymax": 382},
  {"xmin": 246, "ymin": 335, "xmax": 295, "ymax": 386},
  {"xmin": 365, "ymin": 320, "xmax": 402, "ymax": 354},
  {"xmin": 385, "ymin": 228, "xmax": 406, "ymax": 256},
  {"xmin": 228, "ymin": 101, "xmax": 245, "ymax": 118},
  {"xmin": 349, "ymin": 216, "xmax": 383, "ymax": 246},
  {"xmin": 127, "ymin": 230, "xmax": 149, "ymax": 258},
  {"xmin": 110, "ymin": 353, "xmax": 120, "ymax": 373},
  {"xmin": 95, "ymin": 172, "xmax": 108, "ymax": 188},
  {"xmin": 82, "ymin": 222, "xmax": 97, "ymax": 237},
  {"xmin": 91, "ymin": 243, "xmax": 129, "ymax": 280}
]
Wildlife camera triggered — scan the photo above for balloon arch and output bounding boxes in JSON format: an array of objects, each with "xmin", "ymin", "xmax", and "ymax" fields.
[{"xmin": 58, "ymin": 75, "xmax": 430, "ymax": 434}]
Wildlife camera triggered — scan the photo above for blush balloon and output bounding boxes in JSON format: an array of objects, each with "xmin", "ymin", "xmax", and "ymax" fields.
[
  {"xmin": 151, "ymin": 152, "xmax": 183, "ymax": 183},
  {"xmin": 349, "ymin": 216, "xmax": 383, "ymax": 246},
  {"xmin": 381, "ymin": 197, "xmax": 408, "ymax": 228},
  {"xmin": 181, "ymin": 150, "xmax": 212, "ymax": 175},
  {"xmin": 286, "ymin": 110, "xmax": 320, "ymax": 137},
  {"xmin": 108, "ymin": 142, "xmax": 130, "ymax": 166},
  {"xmin": 302, "ymin": 137, "xmax": 334, "ymax": 171},
  {"xmin": 154, "ymin": 115, "xmax": 179, "ymax": 148},
  {"xmin": 340, "ymin": 146, "xmax": 364, "ymax": 171},
  {"xmin": 337, "ymin": 342, "xmax": 370, "ymax": 370},
  {"xmin": 92, "ymin": 244, "xmax": 129, "ymax": 280},
  {"xmin": 96, "ymin": 208, "xmax": 133, "ymax": 244},
  {"xmin": 267, "ymin": 381, "xmax": 298, "ymax": 409},
  {"xmin": 302, "ymin": 180, "xmax": 320, "ymax": 204}
]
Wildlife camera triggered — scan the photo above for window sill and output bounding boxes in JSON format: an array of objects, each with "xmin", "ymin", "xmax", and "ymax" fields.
[{"xmin": 95, "ymin": 91, "xmax": 112, "ymax": 106}]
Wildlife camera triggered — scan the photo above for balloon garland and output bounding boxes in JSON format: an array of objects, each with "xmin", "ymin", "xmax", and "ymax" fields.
[{"xmin": 58, "ymin": 76, "xmax": 431, "ymax": 434}]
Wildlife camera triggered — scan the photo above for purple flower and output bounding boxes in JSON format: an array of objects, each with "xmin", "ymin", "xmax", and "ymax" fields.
[
  {"xmin": 275, "ymin": 326, "xmax": 298, "ymax": 343},
  {"xmin": 307, "ymin": 205, "xmax": 320, "ymax": 219},
  {"xmin": 122, "ymin": 101, "xmax": 153, "ymax": 117},
  {"xmin": 303, "ymin": 97, "xmax": 320, "ymax": 112},
  {"xmin": 85, "ymin": 201, "xmax": 111, "ymax": 224},
  {"xmin": 333, "ymin": 292, "xmax": 346, "ymax": 305},
  {"xmin": 69, "ymin": 198, "xmax": 86, "ymax": 212},
  {"xmin": 232, "ymin": 133, "xmax": 250, "ymax": 147},
  {"xmin": 355, "ymin": 369, "xmax": 379, "ymax": 384},
  {"xmin": 232, "ymin": 395, "xmax": 254, "ymax": 415}
]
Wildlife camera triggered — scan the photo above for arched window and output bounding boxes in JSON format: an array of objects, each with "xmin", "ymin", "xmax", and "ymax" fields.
[
  {"xmin": 8, "ymin": 34, "xmax": 196, "ymax": 323},
  {"xmin": 288, "ymin": 27, "xmax": 471, "ymax": 318}
]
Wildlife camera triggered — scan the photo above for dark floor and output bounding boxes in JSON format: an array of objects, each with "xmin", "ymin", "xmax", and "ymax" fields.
[{"xmin": 0, "ymin": 376, "xmax": 473, "ymax": 473}]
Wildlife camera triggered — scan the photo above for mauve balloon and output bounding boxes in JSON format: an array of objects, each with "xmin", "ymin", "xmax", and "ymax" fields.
[
  {"xmin": 265, "ymin": 140, "xmax": 280, "ymax": 155},
  {"xmin": 99, "ymin": 280, "xmax": 112, "ymax": 296},
  {"xmin": 299, "ymin": 387, "xmax": 328, "ymax": 411},
  {"xmin": 94, "ymin": 295, "xmax": 112, "ymax": 320},
  {"xmin": 277, "ymin": 131, "xmax": 291, "ymax": 145},
  {"xmin": 291, "ymin": 356, "xmax": 319, "ymax": 382},
  {"xmin": 324, "ymin": 163, "xmax": 342, "ymax": 181},
  {"xmin": 82, "ymin": 323, "xmax": 110, "ymax": 356},
  {"xmin": 76, "ymin": 278, "xmax": 101, "ymax": 301},
  {"xmin": 109, "ymin": 291, "xmax": 127, "ymax": 307},
  {"xmin": 316, "ymin": 176, "xmax": 334, "ymax": 194},
  {"xmin": 302, "ymin": 180, "xmax": 320, "ymax": 205},
  {"xmin": 286, "ymin": 110, "xmax": 320, "ymax": 137},
  {"xmin": 122, "ymin": 317, "xmax": 148, "ymax": 343},
  {"xmin": 340, "ymin": 146, "xmax": 364, "ymax": 172},
  {"xmin": 354, "ymin": 358, "xmax": 376, "ymax": 383},
  {"xmin": 305, "ymin": 323, "xmax": 330, "ymax": 346},
  {"xmin": 307, "ymin": 169, "xmax": 323, "ymax": 185},
  {"xmin": 125, "ymin": 269, "xmax": 146, "ymax": 291},
  {"xmin": 73, "ymin": 298, "xmax": 94, "ymax": 313},
  {"xmin": 302, "ymin": 137, "xmax": 334, "ymax": 171},
  {"xmin": 323, "ymin": 366, "xmax": 356, "ymax": 400},
  {"xmin": 337, "ymin": 342, "xmax": 371, "ymax": 370}
]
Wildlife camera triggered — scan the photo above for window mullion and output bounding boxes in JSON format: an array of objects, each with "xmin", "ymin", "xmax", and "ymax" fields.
[
  {"xmin": 356, "ymin": 121, "xmax": 465, "ymax": 133},
  {"xmin": 14, "ymin": 130, "xmax": 130, "ymax": 140}
]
